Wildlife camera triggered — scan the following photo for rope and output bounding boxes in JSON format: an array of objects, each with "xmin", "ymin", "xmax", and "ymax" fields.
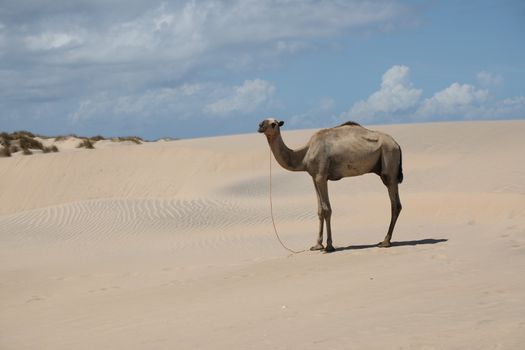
[{"xmin": 268, "ymin": 149, "xmax": 304, "ymax": 254}]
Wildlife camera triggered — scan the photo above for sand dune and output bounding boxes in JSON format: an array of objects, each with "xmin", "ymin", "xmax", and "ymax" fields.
[{"xmin": 1, "ymin": 120, "xmax": 524, "ymax": 349}]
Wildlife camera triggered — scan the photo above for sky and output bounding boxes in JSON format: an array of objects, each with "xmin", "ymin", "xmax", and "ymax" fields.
[{"xmin": 1, "ymin": 0, "xmax": 524, "ymax": 139}]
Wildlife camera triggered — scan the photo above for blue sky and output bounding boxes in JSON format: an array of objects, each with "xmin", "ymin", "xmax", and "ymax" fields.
[{"xmin": 1, "ymin": 0, "xmax": 524, "ymax": 139}]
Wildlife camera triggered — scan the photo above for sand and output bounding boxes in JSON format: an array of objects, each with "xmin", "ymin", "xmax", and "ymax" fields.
[{"xmin": 1, "ymin": 120, "xmax": 524, "ymax": 349}]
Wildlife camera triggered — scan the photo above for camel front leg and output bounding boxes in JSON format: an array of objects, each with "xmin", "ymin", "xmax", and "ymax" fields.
[
  {"xmin": 315, "ymin": 176, "xmax": 335, "ymax": 252},
  {"xmin": 310, "ymin": 179, "xmax": 325, "ymax": 251}
]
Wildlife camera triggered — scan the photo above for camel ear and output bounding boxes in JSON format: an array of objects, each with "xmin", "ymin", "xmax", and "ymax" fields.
[{"xmin": 278, "ymin": 121, "xmax": 284, "ymax": 127}]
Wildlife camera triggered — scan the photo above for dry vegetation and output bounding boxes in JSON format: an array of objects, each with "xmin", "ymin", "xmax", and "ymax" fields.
[
  {"xmin": 113, "ymin": 136, "xmax": 143, "ymax": 144},
  {"xmin": 1, "ymin": 131, "xmax": 146, "ymax": 157},
  {"xmin": 1, "ymin": 131, "xmax": 59, "ymax": 157},
  {"xmin": 75, "ymin": 135, "xmax": 144, "ymax": 149},
  {"xmin": 77, "ymin": 138, "xmax": 95, "ymax": 149}
]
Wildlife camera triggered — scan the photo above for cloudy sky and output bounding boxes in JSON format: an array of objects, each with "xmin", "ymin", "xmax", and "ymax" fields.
[{"xmin": 1, "ymin": 0, "xmax": 524, "ymax": 139}]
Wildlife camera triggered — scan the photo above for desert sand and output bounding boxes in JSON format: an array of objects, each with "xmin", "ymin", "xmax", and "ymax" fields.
[{"xmin": 1, "ymin": 120, "xmax": 524, "ymax": 349}]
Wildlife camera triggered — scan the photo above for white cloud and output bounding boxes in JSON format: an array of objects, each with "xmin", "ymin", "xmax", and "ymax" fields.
[
  {"xmin": 344, "ymin": 65, "xmax": 422, "ymax": 120},
  {"xmin": 498, "ymin": 96, "xmax": 525, "ymax": 114},
  {"xmin": 70, "ymin": 79, "xmax": 275, "ymax": 123},
  {"xmin": 71, "ymin": 83, "xmax": 211, "ymax": 122},
  {"xmin": 416, "ymin": 82, "xmax": 488, "ymax": 118},
  {"xmin": 15, "ymin": 1, "xmax": 411, "ymax": 66},
  {"xmin": 25, "ymin": 32, "xmax": 83, "ymax": 50},
  {"xmin": 476, "ymin": 70, "xmax": 503, "ymax": 87},
  {"xmin": 471, "ymin": 95, "xmax": 525, "ymax": 119},
  {"xmin": 70, "ymin": 92, "xmax": 113, "ymax": 122},
  {"xmin": 2, "ymin": 1, "xmax": 415, "ymax": 137},
  {"xmin": 114, "ymin": 83, "xmax": 209, "ymax": 115},
  {"xmin": 340, "ymin": 65, "xmax": 523, "ymax": 123},
  {"xmin": 204, "ymin": 79, "xmax": 275, "ymax": 115},
  {"xmin": 70, "ymin": 94, "xmax": 109, "ymax": 122}
]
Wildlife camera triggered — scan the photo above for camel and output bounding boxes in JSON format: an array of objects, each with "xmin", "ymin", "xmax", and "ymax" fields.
[{"xmin": 258, "ymin": 118, "xmax": 403, "ymax": 252}]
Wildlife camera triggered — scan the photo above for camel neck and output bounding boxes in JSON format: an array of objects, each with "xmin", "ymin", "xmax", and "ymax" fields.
[{"xmin": 267, "ymin": 132, "xmax": 307, "ymax": 172}]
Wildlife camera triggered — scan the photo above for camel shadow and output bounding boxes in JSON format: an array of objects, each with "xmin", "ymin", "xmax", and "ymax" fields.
[{"xmin": 333, "ymin": 238, "xmax": 448, "ymax": 253}]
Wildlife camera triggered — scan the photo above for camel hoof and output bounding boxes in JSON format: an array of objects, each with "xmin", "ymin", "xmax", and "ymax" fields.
[
  {"xmin": 324, "ymin": 245, "xmax": 336, "ymax": 253},
  {"xmin": 310, "ymin": 244, "xmax": 324, "ymax": 251},
  {"xmin": 378, "ymin": 241, "xmax": 391, "ymax": 248}
]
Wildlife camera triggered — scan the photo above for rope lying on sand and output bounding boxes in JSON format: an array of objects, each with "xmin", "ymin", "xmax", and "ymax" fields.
[{"xmin": 268, "ymin": 149, "xmax": 304, "ymax": 254}]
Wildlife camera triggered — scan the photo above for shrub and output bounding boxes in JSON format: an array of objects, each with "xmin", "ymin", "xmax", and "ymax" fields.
[
  {"xmin": 77, "ymin": 139, "xmax": 95, "ymax": 149},
  {"xmin": 12, "ymin": 130, "xmax": 35, "ymax": 139},
  {"xmin": 10, "ymin": 145, "xmax": 20, "ymax": 153},
  {"xmin": 19, "ymin": 135, "xmax": 44, "ymax": 150},
  {"xmin": 0, "ymin": 146, "xmax": 11, "ymax": 157},
  {"xmin": 115, "ymin": 136, "xmax": 143, "ymax": 144},
  {"xmin": 90, "ymin": 135, "xmax": 106, "ymax": 142},
  {"xmin": 22, "ymin": 147, "xmax": 32, "ymax": 155},
  {"xmin": 0, "ymin": 133, "xmax": 11, "ymax": 148},
  {"xmin": 42, "ymin": 145, "xmax": 59, "ymax": 153},
  {"xmin": 55, "ymin": 134, "xmax": 79, "ymax": 141}
]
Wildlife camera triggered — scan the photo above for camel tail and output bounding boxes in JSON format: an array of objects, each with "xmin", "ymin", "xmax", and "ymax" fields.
[{"xmin": 397, "ymin": 147, "xmax": 404, "ymax": 184}]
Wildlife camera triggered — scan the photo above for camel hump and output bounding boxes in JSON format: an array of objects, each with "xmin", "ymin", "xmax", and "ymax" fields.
[{"xmin": 337, "ymin": 121, "xmax": 361, "ymax": 127}]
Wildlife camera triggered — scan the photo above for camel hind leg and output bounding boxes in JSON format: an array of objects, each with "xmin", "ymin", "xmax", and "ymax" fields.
[
  {"xmin": 379, "ymin": 180, "xmax": 402, "ymax": 247},
  {"xmin": 377, "ymin": 144, "xmax": 402, "ymax": 247}
]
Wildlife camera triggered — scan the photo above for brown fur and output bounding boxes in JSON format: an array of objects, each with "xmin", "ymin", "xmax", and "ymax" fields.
[{"xmin": 258, "ymin": 118, "xmax": 403, "ymax": 252}]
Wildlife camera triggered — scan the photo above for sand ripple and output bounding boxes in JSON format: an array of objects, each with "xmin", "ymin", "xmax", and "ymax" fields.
[{"xmin": 0, "ymin": 197, "xmax": 316, "ymax": 245}]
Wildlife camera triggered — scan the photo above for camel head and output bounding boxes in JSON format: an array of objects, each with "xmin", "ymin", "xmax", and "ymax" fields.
[{"xmin": 257, "ymin": 118, "xmax": 284, "ymax": 137}]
